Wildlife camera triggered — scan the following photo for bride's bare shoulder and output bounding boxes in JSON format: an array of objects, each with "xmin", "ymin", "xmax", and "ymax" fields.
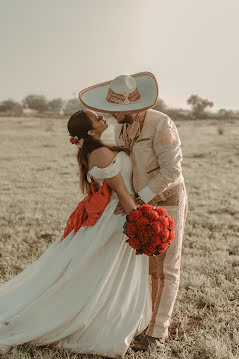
[{"xmin": 88, "ymin": 147, "xmax": 118, "ymax": 170}]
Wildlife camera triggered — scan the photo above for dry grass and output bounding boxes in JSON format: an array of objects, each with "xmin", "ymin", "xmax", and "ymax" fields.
[{"xmin": 0, "ymin": 116, "xmax": 239, "ymax": 359}]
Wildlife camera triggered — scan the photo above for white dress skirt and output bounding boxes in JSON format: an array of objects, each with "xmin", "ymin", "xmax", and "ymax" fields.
[{"xmin": 0, "ymin": 151, "xmax": 152, "ymax": 359}]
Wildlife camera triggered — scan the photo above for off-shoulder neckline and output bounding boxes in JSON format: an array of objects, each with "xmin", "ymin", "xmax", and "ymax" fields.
[{"xmin": 88, "ymin": 151, "xmax": 123, "ymax": 175}]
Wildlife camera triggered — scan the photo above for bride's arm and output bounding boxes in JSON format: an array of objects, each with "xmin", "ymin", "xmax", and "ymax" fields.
[
  {"xmin": 105, "ymin": 175, "xmax": 136, "ymax": 214},
  {"xmin": 89, "ymin": 148, "xmax": 137, "ymax": 214}
]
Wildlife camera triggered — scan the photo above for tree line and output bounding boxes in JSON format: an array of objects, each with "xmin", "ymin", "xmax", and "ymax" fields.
[
  {"xmin": 154, "ymin": 96, "xmax": 239, "ymax": 120},
  {"xmin": 0, "ymin": 94, "xmax": 238, "ymax": 120},
  {"xmin": 0, "ymin": 95, "xmax": 84, "ymax": 117}
]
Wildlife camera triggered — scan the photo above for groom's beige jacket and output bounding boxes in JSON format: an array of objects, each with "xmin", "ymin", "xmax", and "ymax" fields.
[{"xmin": 115, "ymin": 109, "xmax": 184, "ymax": 203}]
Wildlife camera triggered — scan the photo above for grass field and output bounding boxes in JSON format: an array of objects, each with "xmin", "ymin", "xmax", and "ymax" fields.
[{"xmin": 0, "ymin": 116, "xmax": 238, "ymax": 359}]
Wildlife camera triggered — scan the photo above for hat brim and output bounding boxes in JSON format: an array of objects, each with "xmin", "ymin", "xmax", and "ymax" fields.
[{"xmin": 79, "ymin": 72, "xmax": 158, "ymax": 114}]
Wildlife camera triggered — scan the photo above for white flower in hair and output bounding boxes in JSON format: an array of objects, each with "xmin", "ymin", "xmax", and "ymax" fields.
[
  {"xmin": 78, "ymin": 138, "xmax": 84, "ymax": 149},
  {"xmin": 70, "ymin": 136, "xmax": 84, "ymax": 148}
]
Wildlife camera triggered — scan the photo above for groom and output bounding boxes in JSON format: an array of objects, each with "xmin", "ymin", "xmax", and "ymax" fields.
[{"xmin": 79, "ymin": 72, "xmax": 188, "ymax": 351}]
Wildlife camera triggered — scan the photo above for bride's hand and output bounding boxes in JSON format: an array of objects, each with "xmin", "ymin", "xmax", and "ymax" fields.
[
  {"xmin": 114, "ymin": 195, "xmax": 136, "ymax": 216},
  {"xmin": 114, "ymin": 202, "xmax": 126, "ymax": 215}
]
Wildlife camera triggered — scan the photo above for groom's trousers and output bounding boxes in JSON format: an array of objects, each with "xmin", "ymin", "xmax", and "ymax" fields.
[{"xmin": 146, "ymin": 183, "xmax": 188, "ymax": 339}]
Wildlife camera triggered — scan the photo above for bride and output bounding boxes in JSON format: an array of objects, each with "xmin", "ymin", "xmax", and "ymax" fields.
[{"xmin": 0, "ymin": 109, "xmax": 151, "ymax": 359}]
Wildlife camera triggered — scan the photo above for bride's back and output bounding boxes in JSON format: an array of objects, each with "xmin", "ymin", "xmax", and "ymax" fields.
[{"xmin": 88, "ymin": 150, "xmax": 134, "ymax": 195}]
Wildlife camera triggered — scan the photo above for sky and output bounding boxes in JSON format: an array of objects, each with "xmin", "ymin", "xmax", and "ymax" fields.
[{"xmin": 0, "ymin": 0, "xmax": 238, "ymax": 110}]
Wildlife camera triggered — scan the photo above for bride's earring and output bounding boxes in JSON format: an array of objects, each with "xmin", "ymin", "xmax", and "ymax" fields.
[{"xmin": 88, "ymin": 130, "xmax": 95, "ymax": 136}]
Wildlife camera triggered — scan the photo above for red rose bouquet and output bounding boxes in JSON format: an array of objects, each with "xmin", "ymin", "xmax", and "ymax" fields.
[{"xmin": 123, "ymin": 204, "xmax": 175, "ymax": 256}]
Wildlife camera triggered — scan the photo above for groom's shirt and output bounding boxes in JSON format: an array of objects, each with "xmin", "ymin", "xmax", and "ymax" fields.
[{"xmin": 115, "ymin": 109, "xmax": 184, "ymax": 203}]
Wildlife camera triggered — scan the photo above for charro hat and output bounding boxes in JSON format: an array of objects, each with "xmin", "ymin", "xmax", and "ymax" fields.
[{"xmin": 79, "ymin": 71, "xmax": 158, "ymax": 114}]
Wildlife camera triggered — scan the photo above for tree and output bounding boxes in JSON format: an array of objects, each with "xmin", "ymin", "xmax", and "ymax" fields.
[
  {"xmin": 22, "ymin": 94, "xmax": 49, "ymax": 113},
  {"xmin": 48, "ymin": 98, "xmax": 63, "ymax": 114},
  {"xmin": 63, "ymin": 98, "xmax": 85, "ymax": 116},
  {"xmin": 0, "ymin": 99, "xmax": 23, "ymax": 116},
  {"xmin": 187, "ymin": 94, "xmax": 213, "ymax": 119}
]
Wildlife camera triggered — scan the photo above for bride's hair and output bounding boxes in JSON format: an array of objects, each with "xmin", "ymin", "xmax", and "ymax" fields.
[{"xmin": 68, "ymin": 110, "xmax": 128, "ymax": 194}]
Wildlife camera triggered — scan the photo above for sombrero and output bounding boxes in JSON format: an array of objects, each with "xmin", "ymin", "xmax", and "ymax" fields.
[{"xmin": 79, "ymin": 71, "xmax": 158, "ymax": 114}]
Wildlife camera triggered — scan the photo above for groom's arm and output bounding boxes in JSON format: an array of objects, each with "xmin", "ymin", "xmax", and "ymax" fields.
[{"xmin": 137, "ymin": 115, "xmax": 183, "ymax": 204}]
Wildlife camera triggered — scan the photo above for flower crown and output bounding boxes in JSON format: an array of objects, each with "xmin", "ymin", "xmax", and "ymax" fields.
[{"xmin": 70, "ymin": 136, "xmax": 84, "ymax": 149}]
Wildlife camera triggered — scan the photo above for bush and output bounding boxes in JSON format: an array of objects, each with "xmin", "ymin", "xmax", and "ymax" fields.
[
  {"xmin": 48, "ymin": 98, "xmax": 64, "ymax": 114},
  {"xmin": 0, "ymin": 99, "xmax": 23, "ymax": 116},
  {"xmin": 22, "ymin": 95, "xmax": 49, "ymax": 113},
  {"xmin": 63, "ymin": 98, "xmax": 85, "ymax": 116},
  {"xmin": 187, "ymin": 94, "xmax": 214, "ymax": 119}
]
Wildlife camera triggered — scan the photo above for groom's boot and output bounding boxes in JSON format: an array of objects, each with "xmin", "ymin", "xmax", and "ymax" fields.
[{"xmin": 131, "ymin": 335, "xmax": 159, "ymax": 352}]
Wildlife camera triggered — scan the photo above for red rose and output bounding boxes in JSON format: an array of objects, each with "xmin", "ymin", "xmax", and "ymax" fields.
[
  {"xmin": 156, "ymin": 207, "xmax": 168, "ymax": 217},
  {"xmin": 158, "ymin": 216, "xmax": 169, "ymax": 228},
  {"xmin": 168, "ymin": 229, "xmax": 175, "ymax": 243},
  {"xmin": 168, "ymin": 217, "xmax": 175, "ymax": 229},
  {"xmin": 147, "ymin": 209, "xmax": 160, "ymax": 222},
  {"xmin": 151, "ymin": 236, "xmax": 161, "ymax": 247},
  {"xmin": 150, "ymin": 221, "xmax": 162, "ymax": 235},
  {"xmin": 126, "ymin": 223, "xmax": 137, "ymax": 237},
  {"xmin": 136, "ymin": 217, "xmax": 150, "ymax": 230},
  {"xmin": 157, "ymin": 242, "xmax": 169, "ymax": 253},
  {"xmin": 138, "ymin": 231, "xmax": 150, "ymax": 243},
  {"xmin": 139, "ymin": 204, "xmax": 154, "ymax": 215},
  {"xmin": 161, "ymin": 228, "xmax": 169, "ymax": 241},
  {"xmin": 129, "ymin": 209, "xmax": 143, "ymax": 222},
  {"xmin": 70, "ymin": 138, "xmax": 78, "ymax": 144},
  {"xmin": 143, "ymin": 244, "xmax": 156, "ymax": 256},
  {"xmin": 129, "ymin": 237, "xmax": 141, "ymax": 250}
]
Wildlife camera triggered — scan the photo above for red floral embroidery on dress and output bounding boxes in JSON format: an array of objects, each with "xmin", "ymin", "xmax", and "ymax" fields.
[{"xmin": 60, "ymin": 182, "xmax": 111, "ymax": 241}]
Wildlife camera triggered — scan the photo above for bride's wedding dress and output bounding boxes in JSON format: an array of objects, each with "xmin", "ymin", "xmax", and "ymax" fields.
[{"xmin": 0, "ymin": 151, "xmax": 152, "ymax": 359}]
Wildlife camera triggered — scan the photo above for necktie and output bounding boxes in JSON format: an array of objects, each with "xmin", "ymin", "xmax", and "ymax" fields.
[{"xmin": 120, "ymin": 111, "xmax": 146, "ymax": 151}]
